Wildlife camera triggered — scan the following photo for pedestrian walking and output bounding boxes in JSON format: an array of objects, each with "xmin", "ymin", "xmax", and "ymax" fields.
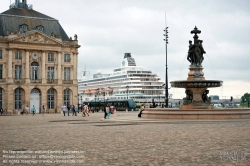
[
  {"xmin": 82, "ymin": 104, "xmax": 86, "ymax": 117},
  {"xmin": 138, "ymin": 104, "xmax": 144, "ymax": 118},
  {"xmin": 0, "ymin": 107, "xmax": 4, "ymax": 115},
  {"xmin": 62, "ymin": 103, "xmax": 67, "ymax": 116},
  {"xmin": 71, "ymin": 105, "xmax": 75, "ymax": 116},
  {"xmin": 82, "ymin": 104, "xmax": 88, "ymax": 117},
  {"xmin": 83, "ymin": 104, "xmax": 89, "ymax": 117},
  {"xmin": 105, "ymin": 104, "xmax": 110, "ymax": 119},
  {"xmin": 81, "ymin": 104, "xmax": 84, "ymax": 113},
  {"xmin": 31, "ymin": 105, "xmax": 36, "ymax": 115},
  {"xmin": 25, "ymin": 105, "xmax": 29, "ymax": 115},
  {"xmin": 73, "ymin": 105, "xmax": 77, "ymax": 116},
  {"xmin": 67, "ymin": 104, "xmax": 70, "ymax": 116},
  {"xmin": 110, "ymin": 105, "xmax": 115, "ymax": 114},
  {"xmin": 42, "ymin": 105, "xmax": 45, "ymax": 117},
  {"xmin": 107, "ymin": 105, "xmax": 111, "ymax": 119}
]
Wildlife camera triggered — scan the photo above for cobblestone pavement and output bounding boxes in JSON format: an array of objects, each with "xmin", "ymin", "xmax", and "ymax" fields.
[{"xmin": 0, "ymin": 112, "xmax": 250, "ymax": 166}]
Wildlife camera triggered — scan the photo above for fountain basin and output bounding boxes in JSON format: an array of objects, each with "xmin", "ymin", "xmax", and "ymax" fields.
[
  {"xmin": 141, "ymin": 108, "xmax": 250, "ymax": 119},
  {"xmin": 170, "ymin": 80, "xmax": 223, "ymax": 88}
]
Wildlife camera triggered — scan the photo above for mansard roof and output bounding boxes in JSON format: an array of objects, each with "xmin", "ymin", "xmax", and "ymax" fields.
[
  {"xmin": 1, "ymin": 8, "xmax": 54, "ymax": 20},
  {"xmin": 0, "ymin": 8, "xmax": 69, "ymax": 41}
]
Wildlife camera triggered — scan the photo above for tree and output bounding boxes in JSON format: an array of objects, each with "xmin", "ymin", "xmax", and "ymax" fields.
[{"xmin": 240, "ymin": 93, "xmax": 250, "ymax": 106}]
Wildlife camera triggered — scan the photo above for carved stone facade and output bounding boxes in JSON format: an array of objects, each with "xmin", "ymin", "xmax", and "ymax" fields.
[{"xmin": 0, "ymin": 1, "xmax": 80, "ymax": 114}]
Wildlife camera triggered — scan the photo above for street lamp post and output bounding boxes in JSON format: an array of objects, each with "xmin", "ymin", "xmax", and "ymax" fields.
[
  {"xmin": 126, "ymin": 86, "xmax": 129, "ymax": 99},
  {"xmin": 163, "ymin": 24, "xmax": 169, "ymax": 108}
]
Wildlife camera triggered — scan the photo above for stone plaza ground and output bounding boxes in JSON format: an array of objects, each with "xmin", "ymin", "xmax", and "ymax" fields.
[{"xmin": 0, "ymin": 111, "xmax": 249, "ymax": 166}]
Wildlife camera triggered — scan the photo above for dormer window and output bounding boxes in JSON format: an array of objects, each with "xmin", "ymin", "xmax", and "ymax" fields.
[
  {"xmin": 20, "ymin": 24, "xmax": 28, "ymax": 33},
  {"xmin": 36, "ymin": 25, "xmax": 44, "ymax": 32}
]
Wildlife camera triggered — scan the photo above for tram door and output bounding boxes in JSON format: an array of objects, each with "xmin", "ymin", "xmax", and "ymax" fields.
[{"xmin": 30, "ymin": 89, "xmax": 40, "ymax": 113}]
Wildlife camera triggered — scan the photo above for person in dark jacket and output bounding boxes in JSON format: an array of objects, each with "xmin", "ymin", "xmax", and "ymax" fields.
[{"xmin": 67, "ymin": 104, "xmax": 70, "ymax": 116}]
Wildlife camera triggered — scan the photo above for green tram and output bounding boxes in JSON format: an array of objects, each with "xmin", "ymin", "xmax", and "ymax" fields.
[{"xmin": 82, "ymin": 99, "xmax": 136, "ymax": 112}]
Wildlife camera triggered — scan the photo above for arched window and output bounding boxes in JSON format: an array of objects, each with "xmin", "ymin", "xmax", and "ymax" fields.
[
  {"xmin": 30, "ymin": 62, "xmax": 39, "ymax": 80},
  {"xmin": 0, "ymin": 88, "xmax": 2, "ymax": 108},
  {"xmin": 64, "ymin": 89, "xmax": 70, "ymax": 106},
  {"xmin": 36, "ymin": 25, "xmax": 44, "ymax": 32},
  {"xmin": 47, "ymin": 88, "xmax": 54, "ymax": 109},
  {"xmin": 20, "ymin": 24, "xmax": 28, "ymax": 33},
  {"xmin": 15, "ymin": 88, "xmax": 22, "ymax": 109}
]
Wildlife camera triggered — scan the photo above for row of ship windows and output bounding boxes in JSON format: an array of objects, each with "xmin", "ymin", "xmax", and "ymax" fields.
[
  {"xmin": 20, "ymin": 24, "xmax": 44, "ymax": 33},
  {"xmin": 127, "ymin": 71, "xmax": 152, "ymax": 74},
  {"xmin": 79, "ymin": 77, "xmax": 160, "ymax": 85},
  {"xmin": 79, "ymin": 75, "xmax": 127, "ymax": 84},
  {"xmin": 80, "ymin": 81, "xmax": 162, "ymax": 88},
  {"xmin": 0, "ymin": 50, "xmax": 71, "ymax": 62}
]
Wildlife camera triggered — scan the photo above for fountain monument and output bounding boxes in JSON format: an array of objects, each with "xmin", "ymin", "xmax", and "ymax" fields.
[{"xmin": 142, "ymin": 26, "xmax": 250, "ymax": 119}]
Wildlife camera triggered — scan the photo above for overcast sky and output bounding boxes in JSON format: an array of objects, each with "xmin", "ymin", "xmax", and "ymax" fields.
[{"xmin": 1, "ymin": 0, "xmax": 250, "ymax": 99}]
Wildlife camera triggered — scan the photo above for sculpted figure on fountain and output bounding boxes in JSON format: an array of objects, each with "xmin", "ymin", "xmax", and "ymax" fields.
[{"xmin": 187, "ymin": 26, "xmax": 206, "ymax": 66}]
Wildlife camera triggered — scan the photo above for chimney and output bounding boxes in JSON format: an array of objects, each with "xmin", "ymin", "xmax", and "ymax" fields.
[{"xmin": 11, "ymin": 0, "xmax": 30, "ymax": 9}]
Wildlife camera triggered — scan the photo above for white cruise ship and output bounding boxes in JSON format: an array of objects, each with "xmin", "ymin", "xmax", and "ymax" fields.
[{"xmin": 78, "ymin": 53, "xmax": 165, "ymax": 104}]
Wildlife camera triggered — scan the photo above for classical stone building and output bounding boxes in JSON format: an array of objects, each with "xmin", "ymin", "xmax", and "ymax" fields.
[{"xmin": 0, "ymin": 0, "xmax": 80, "ymax": 114}]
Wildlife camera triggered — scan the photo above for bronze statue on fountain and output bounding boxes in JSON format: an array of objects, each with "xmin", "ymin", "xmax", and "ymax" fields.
[{"xmin": 170, "ymin": 26, "xmax": 222, "ymax": 109}]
